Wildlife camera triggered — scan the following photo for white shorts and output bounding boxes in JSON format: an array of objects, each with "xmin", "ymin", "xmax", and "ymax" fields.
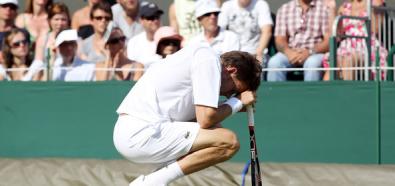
[{"xmin": 113, "ymin": 114, "xmax": 200, "ymax": 164}]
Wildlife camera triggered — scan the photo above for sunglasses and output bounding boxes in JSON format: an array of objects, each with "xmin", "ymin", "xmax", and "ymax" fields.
[
  {"xmin": 93, "ymin": 16, "xmax": 111, "ymax": 21},
  {"xmin": 11, "ymin": 40, "xmax": 28, "ymax": 48},
  {"xmin": 160, "ymin": 39, "xmax": 180, "ymax": 46},
  {"xmin": 107, "ymin": 36, "xmax": 126, "ymax": 45},
  {"xmin": 202, "ymin": 12, "xmax": 220, "ymax": 18},
  {"xmin": 0, "ymin": 3, "xmax": 17, "ymax": 10},
  {"xmin": 143, "ymin": 15, "xmax": 160, "ymax": 21}
]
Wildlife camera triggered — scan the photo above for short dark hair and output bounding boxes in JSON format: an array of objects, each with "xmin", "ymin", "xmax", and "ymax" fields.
[
  {"xmin": 90, "ymin": 2, "xmax": 113, "ymax": 20},
  {"xmin": 220, "ymin": 51, "xmax": 262, "ymax": 91}
]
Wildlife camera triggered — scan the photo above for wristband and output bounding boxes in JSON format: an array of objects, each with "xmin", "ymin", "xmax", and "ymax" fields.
[{"xmin": 224, "ymin": 97, "xmax": 243, "ymax": 115}]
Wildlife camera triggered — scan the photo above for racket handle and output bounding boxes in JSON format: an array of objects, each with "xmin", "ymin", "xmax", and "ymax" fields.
[{"xmin": 247, "ymin": 105, "xmax": 254, "ymax": 125}]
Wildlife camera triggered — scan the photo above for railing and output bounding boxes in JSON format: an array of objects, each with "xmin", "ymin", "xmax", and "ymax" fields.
[
  {"xmin": 0, "ymin": 67, "xmax": 145, "ymax": 81},
  {"xmin": 373, "ymin": 5, "xmax": 395, "ymax": 81},
  {"xmin": 329, "ymin": 4, "xmax": 395, "ymax": 81}
]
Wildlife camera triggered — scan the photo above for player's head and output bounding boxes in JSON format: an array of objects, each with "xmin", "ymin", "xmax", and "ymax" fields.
[{"xmin": 220, "ymin": 51, "xmax": 261, "ymax": 97}]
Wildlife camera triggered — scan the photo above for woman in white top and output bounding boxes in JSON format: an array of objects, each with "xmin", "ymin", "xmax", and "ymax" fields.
[{"xmin": 0, "ymin": 28, "xmax": 39, "ymax": 81}]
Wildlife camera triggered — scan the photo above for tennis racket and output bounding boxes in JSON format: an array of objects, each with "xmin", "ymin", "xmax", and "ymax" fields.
[{"xmin": 247, "ymin": 105, "xmax": 262, "ymax": 186}]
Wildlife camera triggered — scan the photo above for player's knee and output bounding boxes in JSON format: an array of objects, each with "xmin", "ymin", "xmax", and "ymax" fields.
[{"xmin": 222, "ymin": 131, "xmax": 240, "ymax": 159}]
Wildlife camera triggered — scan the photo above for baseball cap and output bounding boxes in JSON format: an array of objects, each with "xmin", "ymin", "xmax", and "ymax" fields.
[
  {"xmin": 55, "ymin": 29, "xmax": 78, "ymax": 47},
  {"xmin": 195, "ymin": 0, "xmax": 220, "ymax": 18},
  {"xmin": 139, "ymin": 1, "xmax": 163, "ymax": 18},
  {"xmin": 0, "ymin": 0, "xmax": 18, "ymax": 6}
]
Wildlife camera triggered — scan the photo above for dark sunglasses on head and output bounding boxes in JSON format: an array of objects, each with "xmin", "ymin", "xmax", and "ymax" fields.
[
  {"xmin": 93, "ymin": 16, "xmax": 111, "ymax": 21},
  {"xmin": 143, "ymin": 15, "xmax": 160, "ymax": 21},
  {"xmin": 160, "ymin": 39, "xmax": 180, "ymax": 46},
  {"xmin": 0, "ymin": 3, "xmax": 18, "ymax": 10},
  {"xmin": 11, "ymin": 39, "xmax": 28, "ymax": 48},
  {"xmin": 107, "ymin": 36, "xmax": 126, "ymax": 45},
  {"xmin": 202, "ymin": 12, "xmax": 220, "ymax": 18}
]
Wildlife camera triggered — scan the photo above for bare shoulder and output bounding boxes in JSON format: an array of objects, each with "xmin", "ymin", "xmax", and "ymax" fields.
[{"xmin": 15, "ymin": 13, "xmax": 30, "ymax": 27}]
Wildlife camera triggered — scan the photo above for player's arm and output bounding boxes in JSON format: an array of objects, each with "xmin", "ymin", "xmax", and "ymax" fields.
[
  {"xmin": 195, "ymin": 91, "xmax": 256, "ymax": 129},
  {"xmin": 195, "ymin": 104, "xmax": 232, "ymax": 129}
]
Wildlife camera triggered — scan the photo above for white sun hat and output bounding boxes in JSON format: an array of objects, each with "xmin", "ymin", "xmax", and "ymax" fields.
[
  {"xmin": 195, "ymin": 0, "xmax": 220, "ymax": 18},
  {"xmin": 0, "ymin": 0, "xmax": 18, "ymax": 6},
  {"xmin": 55, "ymin": 29, "xmax": 78, "ymax": 47}
]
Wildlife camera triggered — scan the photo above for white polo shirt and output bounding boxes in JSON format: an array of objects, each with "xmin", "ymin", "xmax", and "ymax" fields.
[
  {"xmin": 52, "ymin": 57, "xmax": 95, "ymax": 81},
  {"xmin": 127, "ymin": 31, "xmax": 158, "ymax": 68},
  {"xmin": 117, "ymin": 43, "xmax": 221, "ymax": 123},
  {"xmin": 188, "ymin": 27, "xmax": 241, "ymax": 55}
]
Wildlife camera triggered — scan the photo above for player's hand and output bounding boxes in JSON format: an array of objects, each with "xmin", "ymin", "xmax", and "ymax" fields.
[{"xmin": 237, "ymin": 90, "xmax": 256, "ymax": 106}]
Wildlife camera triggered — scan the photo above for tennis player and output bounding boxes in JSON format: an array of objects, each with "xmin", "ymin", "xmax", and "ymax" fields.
[{"xmin": 113, "ymin": 43, "xmax": 261, "ymax": 186}]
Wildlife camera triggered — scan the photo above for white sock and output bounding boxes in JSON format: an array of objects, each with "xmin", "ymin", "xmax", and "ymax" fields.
[{"xmin": 144, "ymin": 162, "xmax": 185, "ymax": 185}]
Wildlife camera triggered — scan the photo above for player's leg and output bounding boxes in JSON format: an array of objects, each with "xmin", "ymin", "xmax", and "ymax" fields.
[
  {"xmin": 177, "ymin": 127, "xmax": 240, "ymax": 174},
  {"xmin": 133, "ymin": 126, "xmax": 240, "ymax": 185}
]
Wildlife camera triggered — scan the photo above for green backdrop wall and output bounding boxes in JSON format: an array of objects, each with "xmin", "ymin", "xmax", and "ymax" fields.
[{"xmin": 0, "ymin": 82, "xmax": 394, "ymax": 164}]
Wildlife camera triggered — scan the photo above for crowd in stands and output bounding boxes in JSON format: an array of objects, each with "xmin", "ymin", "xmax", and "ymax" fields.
[{"xmin": 0, "ymin": 0, "xmax": 389, "ymax": 81}]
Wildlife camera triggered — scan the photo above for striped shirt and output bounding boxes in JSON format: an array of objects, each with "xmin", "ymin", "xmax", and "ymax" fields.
[{"xmin": 275, "ymin": 0, "xmax": 329, "ymax": 49}]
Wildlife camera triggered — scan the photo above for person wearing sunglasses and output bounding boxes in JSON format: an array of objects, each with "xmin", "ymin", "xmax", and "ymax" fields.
[
  {"xmin": 168, "ymin": 0, "xmax": 223, "ymax": 44},
  {"xmin": 0, "ymin": 28, "xmax": 40, "ymax": 81},
  {"xmin": 189, "ymin": 0, "xmax": 240, "ymax": 55},
  {"xmin": 153, "ymin": 26, "xmax": 183, "ymax": 59},
  {"xmin": 51, "ymin": 29, "xmax": 95, "ymax": 81},
  {"xmin": 96, "ymin": 27, "xmax": 144, "ymax": 81},
  {"xmin": 80, "ymin": 1, "xmax": 112, "ymax": 64},
  {"xmin": 126, "ymin": 2, "xmax": 163, "ymax": 69},
  {"xmin": 72, "ymin": 0, "xmax": 103, "ymax": 39}
]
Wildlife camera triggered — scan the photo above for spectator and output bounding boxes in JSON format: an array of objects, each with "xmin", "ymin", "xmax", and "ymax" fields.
[
  {"xmin": 189, "ymin": 0, "xmax": 240, "ymax": 55},
  {"xmin": 15, "ymin": 0, "xmax": 52, "ymax": 44},
  {"xmin": 34, "ymin": 2, "xmax": 70, "ymax": 66},
  {"xmin": 0, "ymin": 0, "xmax": 19, "ymax": 62},
  {"xmin": 266, "ymin": 0, "xmax": 330, "ymax": 81},
  {"xmin": 96, "ymin": 27, "xmax": 144, "ymax": 81},
  {"xmin": 127, "ymin": 1, "xmax": 162, "ymax": 68},
  {"xmin": 323, "ymin": 0, "xmax": 388, "ymax": 80},
  {"xmin": 72, "ymin": 0, "xmax": 102, "ymax": 39},
  {"xmin": 111, "ymin": 0, "xmax": 143, "ymax": 41},
  {"xmin": 153, "ymin": 26, "xmax": 183, "ymax": 59},
  {"xmin": 218, "ymin": 0, "xmax": 273, "ymax": 63},
  {"xmin": 80, "ymin": 2, "xmax": 112, "ymax": 64},
  {"xmin": 0, "ymin": 28, "xmax": 40, "ymax": 81},
  {"xmin": 52, "ymin": 29, "xmax": 95, "ymax": 81}
]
